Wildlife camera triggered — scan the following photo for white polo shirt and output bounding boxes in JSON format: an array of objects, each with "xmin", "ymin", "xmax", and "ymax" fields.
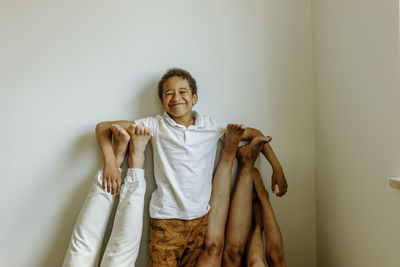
[{"xmin": 135, "ymin": 111, "xmax": 226, "ymax": 220}]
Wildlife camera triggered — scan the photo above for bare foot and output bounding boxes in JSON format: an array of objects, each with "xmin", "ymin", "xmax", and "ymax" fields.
[
  {"xmin": 127, "ymin": 125, "xmax": 152, "ymax": 169},
  {"xmin": 237, "ymin": 136, "xmax": 271, "ymax": 165},
  {"xmin": 253, "ymin": 167, "xmax": 270, "ymax": 201},
  {"xmin": 222, "ymin": 124, "xmax": 247, "ymax": 159},
  {"xmin": 111, "ymin": 124, "xmax": 130, "ymax": 167}
]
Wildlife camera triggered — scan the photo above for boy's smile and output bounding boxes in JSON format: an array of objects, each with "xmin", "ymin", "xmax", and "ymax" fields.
[{"xmin": 161, "ymin": 76, "xmax": 198, "ymax": 126}]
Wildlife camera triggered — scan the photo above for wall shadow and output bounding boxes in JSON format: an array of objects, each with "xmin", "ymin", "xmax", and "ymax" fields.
[
  {"xmin": 37, "ymin": 79, "xmax": 160, "ymax": 267},
  {"xmin": 37, "ymin": 131, "xmax": 102, "ymax": 267}
]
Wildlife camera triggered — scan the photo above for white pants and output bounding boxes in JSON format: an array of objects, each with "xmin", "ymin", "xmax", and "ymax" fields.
[{"xmin": 62, "ymin": 168, "xmax": 146, "ymax": 267}]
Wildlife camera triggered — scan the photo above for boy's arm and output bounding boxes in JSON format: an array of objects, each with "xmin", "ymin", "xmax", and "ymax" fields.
[
  {"xmin": 96, "ymin": 120, "xmax": 134, "ymax": 194},
  {"xmin": 241, "ymin": 127, "xmax": 288, "ymax": 197}
]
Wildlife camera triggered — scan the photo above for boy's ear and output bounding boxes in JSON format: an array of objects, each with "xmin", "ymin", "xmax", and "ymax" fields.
[{"xmin": 192, "ymin": 94, "xmax": 198, "ymax": 105}]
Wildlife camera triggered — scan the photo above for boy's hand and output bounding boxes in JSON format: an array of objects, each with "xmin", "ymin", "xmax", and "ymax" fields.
[
  {"xmin": 102, "ymin": 160, "xmax": 121, "ymax": 195},
  {"xmin": 271, "ymin": 168, "xmax": 288, "ymax": 197}
]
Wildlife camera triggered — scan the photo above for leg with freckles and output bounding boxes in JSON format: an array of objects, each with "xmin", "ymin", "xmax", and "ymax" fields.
[
  {"xmin": 195, "ymin": 124, "xmax": 246, "ymax": 267},
  {"xmin": 222, "ymin": 136, "xmax": 270, "ymax": 267}
]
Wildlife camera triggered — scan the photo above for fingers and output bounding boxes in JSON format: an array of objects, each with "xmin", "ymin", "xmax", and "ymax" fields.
[
  {"xmin": 111, "ymin": 176, "xmax": 121, "ymax": 195},
  {"xmin": 271, "ymin": 178, "xmax": 288, "ymax": 197},
  {"xmin": 112, "ymin": 177, "xmax": 122, "ymax": 194},
  {"xmin": 107, "ymin": 177, "xmax": 112, "ymax": 193},
  {"xmin": 279, "ymin": 182, "xmax": 288, "ymax": 197},
  {"xmin": 102, "ymin": 164, "xmax": 122, "ymax": 195},
  {"xmin": 112, "ymin": 178, "xmax": 116, "ymax": 195},
  {"xmin": 275, "ymin": 182, "xmax": 288, "ymax": 197},
  {"xmin": 131, "ymin": 125, "xmax": 152, "ymax": 136},
  {"xmin": 271, "ymin": 179, "xmax": 276, "ymax": 194},
  {"xmin": 116, "ymin": 177, "xmax": 121, "ymax": 194},
  {"xmin": 107, "ymin": 177, "xmax": 118, "ymax": 195},
  {"xmin": 102, "ymin": 174, "xmax": 106, "ymax": 191},
  {"xmin": 102, "ymin": 175, "xmax": 121, "ymax": 195}
]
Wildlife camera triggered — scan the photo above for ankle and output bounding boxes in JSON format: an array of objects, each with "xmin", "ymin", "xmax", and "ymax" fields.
[
  {"xmin": 128, "ymin": 155, "xmax": 145, "ymax": 169},
  {"xmin": 116, "ymin": 156, "xmax": 125, "ymax": 167},
  {"xmin": 238, "ymin": 161, "xmax": 253, "ymax": 170}
]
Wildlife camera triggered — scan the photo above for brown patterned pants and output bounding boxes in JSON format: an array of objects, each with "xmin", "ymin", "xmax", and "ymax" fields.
[{"xmin": 149, "ymin": 213, "xmax": 208, "ymax": 267}]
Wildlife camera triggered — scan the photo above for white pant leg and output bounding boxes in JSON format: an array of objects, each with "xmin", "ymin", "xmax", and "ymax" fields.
[
  {"xmin": 100, "ymin": 168, "xmax": 146, "ymax": 267},
  {"xmin": 63, "ymin": 170, "xmax": 117, "ymax": 267}
]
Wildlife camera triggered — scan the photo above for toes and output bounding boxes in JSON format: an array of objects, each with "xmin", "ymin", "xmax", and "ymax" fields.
[
  {"xmin": 112, "ymin": 124, "xmax": 128, "ymax": 140},
  {"xmin": 111, "ymin": 124, "xmax": 118, "ymax": 134},
  {"xmin": 253, "ymin": 136, "xmax": 270, "ymax": 146},
  {"xmin": 128, "ymin": 125, "xmax": 135, "ymax": 135},
  {"xmin": 113, "ymin": 124, "xmax": 122, "ymax": 132},
  {"xmin": 128, "ymin": 125, "xmax": 151, "ymax": 137},
  {"xmin": 227, "ymin": 123, "xmax": 246, "ymax": 132},
  {"xmin": 237, "ymin": 124, "xmax": 246, "ymax": 132},
  {"xmin": 145, "ymin": 127, "xmax": 151, "ymax": 135},
  {"xmin": 116, "ymin": 125, "xmax": 130, "ymax": 140},
  {"xmin": 227, "ymin": 124, "xmax": 237, "ymax": 131},
  {"xmin": 134, "ymin": 125, "xmax": 141, "ymax": 135}
]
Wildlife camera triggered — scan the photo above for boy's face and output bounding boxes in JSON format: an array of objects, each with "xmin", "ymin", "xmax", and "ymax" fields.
[{"xmin": 160, "ymin": 76, "xmax": 198, "ymax": 120}]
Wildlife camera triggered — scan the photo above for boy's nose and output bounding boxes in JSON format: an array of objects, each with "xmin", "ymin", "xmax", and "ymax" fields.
[{"xmin": 172, "ymin": 92, "xmax": 181, "ymax": 100}]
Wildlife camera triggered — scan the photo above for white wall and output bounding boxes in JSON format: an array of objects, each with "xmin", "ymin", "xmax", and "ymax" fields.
[
  {"xmin": 313, "ymin": 0, "xmax": 400, "ymax": 266},
  {"xmin": 0, "ymin": 1, "xmax": 316, "ymax": 266}
]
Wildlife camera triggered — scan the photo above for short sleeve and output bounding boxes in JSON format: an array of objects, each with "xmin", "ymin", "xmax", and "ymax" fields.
[
  {"xmin": 134, "ymin": 116, "xmax": 158, "ymax": 136},
  {"xmin": 215, "ymin": 119, "xmax": 227, "ymax": 141}
]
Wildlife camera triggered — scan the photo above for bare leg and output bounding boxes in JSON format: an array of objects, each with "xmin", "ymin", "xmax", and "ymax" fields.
[
  {"xmin": 127, "ymin": 124, "xmax": 151, "ymax": 169},
  {"xmin": 222, "ymin": 136, "xmax": 271, "ymax": 267},
  {"xmin": 247, "ymin": 199, "xmax": 266, "ymax": 267},
  {"xmin": 101, "ymin": 125, "xmax": 151, "ymax": 267},
  {"xmin": 111, "ymin": 124, "xmax": 130, "ymax": 167},
  {"xmin": 195, "ymin": 124, "xmax": 246, "ymax": 267},
  {"xmin": 253, "ymin": 168, "xmax": 286, "ymax": 267}
]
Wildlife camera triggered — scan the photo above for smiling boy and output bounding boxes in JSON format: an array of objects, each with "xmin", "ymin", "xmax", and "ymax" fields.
[
  {"xmin": 160, "ymin": 75, "xmax": 197, "ymax": 126},
  {"xmin": 94, "ymin": 68, "xmax": 287, "ymax": 266}
]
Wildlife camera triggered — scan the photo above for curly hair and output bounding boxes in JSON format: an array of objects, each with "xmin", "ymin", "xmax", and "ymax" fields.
[{"xmin": 158, "ymin": 68, "xmax": 197, "ymax": 99}]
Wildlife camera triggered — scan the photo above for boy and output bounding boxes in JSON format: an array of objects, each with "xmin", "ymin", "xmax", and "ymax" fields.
[{"xmin": 95, "ymin": 68, "xmax": 287, "ymax": 266}]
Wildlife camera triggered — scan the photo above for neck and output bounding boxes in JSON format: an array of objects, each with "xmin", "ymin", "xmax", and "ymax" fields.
[{"xmin": 170, "ymin": 113, "xmax": 195, "ymax": 127}]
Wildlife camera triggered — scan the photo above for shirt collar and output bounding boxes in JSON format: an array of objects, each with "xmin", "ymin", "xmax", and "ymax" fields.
[{"xmin": 162, "ymin": 111, "xmax": 204, "ymax": 130}]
